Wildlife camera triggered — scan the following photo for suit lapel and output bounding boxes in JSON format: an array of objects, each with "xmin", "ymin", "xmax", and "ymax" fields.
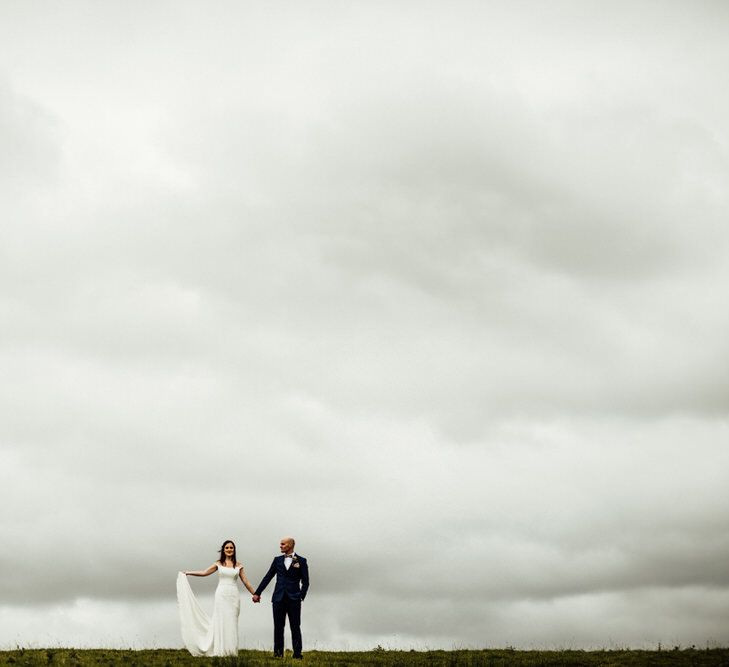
[{"xmin": 281, "ymin": 554, "xmax": 297, "ymax": 576}]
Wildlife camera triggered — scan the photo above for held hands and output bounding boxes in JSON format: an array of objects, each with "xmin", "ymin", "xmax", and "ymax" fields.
[{"xmin": 251, "ymin": 594, "xmax": 261, "ymax": 603}]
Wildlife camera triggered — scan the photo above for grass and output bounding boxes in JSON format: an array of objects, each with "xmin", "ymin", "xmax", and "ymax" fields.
[{"xmin": 1, "ymin": 648, "xmax": 728, "ymax": 667}]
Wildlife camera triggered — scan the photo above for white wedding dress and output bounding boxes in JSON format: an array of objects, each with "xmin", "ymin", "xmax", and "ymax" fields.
[{"xmin": 177, "ymin": 566, "xmax": 241, "ymax": 656}]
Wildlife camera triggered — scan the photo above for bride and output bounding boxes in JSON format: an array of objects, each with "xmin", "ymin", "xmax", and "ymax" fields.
[{"xmin": 177, "ymin": 540, "xmax": 256, "ymax": 656}]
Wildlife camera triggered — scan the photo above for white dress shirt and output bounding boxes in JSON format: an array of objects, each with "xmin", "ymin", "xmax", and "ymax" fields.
[{"xmin": 284, "ymin": 553, "xmax": 295, "ymax": 570}]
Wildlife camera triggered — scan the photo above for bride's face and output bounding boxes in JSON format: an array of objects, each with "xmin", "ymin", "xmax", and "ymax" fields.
[{"xmin": 224, "ymin": 543, "xmax": 235, "ymax": 558}]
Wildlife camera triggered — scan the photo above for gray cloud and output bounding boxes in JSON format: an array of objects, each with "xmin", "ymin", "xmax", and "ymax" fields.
[{"xmin": 1, "ymin": 0, "xmax": 728, "ymax": 651}]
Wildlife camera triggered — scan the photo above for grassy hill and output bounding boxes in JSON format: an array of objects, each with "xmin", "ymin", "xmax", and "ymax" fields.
[{"xmin": 1, "ymin": 648, "xmax": 728, "ymax": 667}]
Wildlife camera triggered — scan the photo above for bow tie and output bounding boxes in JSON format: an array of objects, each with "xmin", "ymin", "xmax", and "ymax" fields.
[{"xmin": 283, "ymin": 554, "xmax": 294, "ymax": 558}]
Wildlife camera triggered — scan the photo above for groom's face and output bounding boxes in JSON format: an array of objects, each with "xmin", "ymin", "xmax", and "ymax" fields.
[{"xmin": 280, "ymin": 539, "xmax": 293, "ymax": 554}]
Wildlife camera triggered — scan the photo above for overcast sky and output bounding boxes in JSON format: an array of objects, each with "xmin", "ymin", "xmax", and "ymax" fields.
[{"xmin": 1, "ymin": 0, "xmax": 728, "ymax": 651}]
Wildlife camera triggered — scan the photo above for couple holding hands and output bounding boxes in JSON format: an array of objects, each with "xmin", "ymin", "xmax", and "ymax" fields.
[{"xmin": 177, "ymin": 537, "xmax": 309, "ymax": 658}]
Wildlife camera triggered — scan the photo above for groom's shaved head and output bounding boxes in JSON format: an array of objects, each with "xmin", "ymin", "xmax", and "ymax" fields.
[{"xmin": 279, "ymin": 537, "xmax": 295, "ymax": 554}]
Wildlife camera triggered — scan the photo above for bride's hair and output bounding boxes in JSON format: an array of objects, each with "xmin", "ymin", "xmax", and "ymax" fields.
[{"xmin": 218, "ymin": 540, "xmax": 237, "ymax": 565}]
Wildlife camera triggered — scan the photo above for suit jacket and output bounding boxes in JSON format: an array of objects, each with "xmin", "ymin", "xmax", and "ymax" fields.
[{"xmin": 255, "ymin": 554, "xmax": 309, "ymax": 602}]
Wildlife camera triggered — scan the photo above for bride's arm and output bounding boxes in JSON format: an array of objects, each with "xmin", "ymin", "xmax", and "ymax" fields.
[
  {"xmin": 237, "ymin": 564, "xmax": 256, "ymax": 594},
  {"xmin": 183, "ymin": 563, "xmax": 218, "ymax": 577}
]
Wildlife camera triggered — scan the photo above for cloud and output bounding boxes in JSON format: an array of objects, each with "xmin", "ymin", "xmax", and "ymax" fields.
[
  {"xmin": 1, "ymin": 0, "xmax": 728, "ymax": 650},
  {"xmin": 0, "ymin": 79, "xmax": 59, "ymax": 187}
]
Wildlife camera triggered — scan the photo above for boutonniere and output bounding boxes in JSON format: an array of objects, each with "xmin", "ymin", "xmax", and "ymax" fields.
[{"xmin": 291, "ymin": 555, "xmax": 300, "ymax": 568}]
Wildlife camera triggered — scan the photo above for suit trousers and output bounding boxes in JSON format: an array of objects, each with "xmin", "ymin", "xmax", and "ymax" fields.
[{"xmin": 272, "ymin": 597, "xmax": 302, "ymax": 657}]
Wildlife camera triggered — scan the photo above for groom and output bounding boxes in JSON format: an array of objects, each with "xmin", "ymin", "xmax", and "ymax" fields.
[{"xmin": 253, "ymin": 536, "xmax": 310, "ymax": 659}]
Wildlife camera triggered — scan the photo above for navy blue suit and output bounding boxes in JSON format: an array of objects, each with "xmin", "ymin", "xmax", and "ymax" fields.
[{"xmin": 255, "ymin": 554, "xmax": 309, "ymax": 657}]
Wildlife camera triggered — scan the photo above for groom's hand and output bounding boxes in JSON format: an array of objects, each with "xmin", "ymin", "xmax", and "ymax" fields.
[{"xmin": 252, "ymin": 594, "xmax": 261, "ymax": 603}]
